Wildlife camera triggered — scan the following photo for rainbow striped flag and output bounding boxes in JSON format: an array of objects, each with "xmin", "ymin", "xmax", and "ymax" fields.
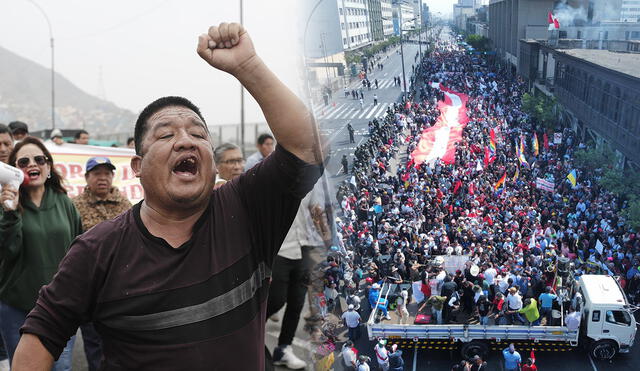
[
  {"xmin": 518, "ymin": 137, "xmax": 529, "ymax": 168},
  {"xmin": 512, "ymin": 165, "xmax": 519, "ymax": 182},
  {"xmin": 532, "ymin": 133, "xmax": 539, "ymax": 156},
  {"xmin": 494, "ymin": 172, "xmax": 507, "ymax": 191}
]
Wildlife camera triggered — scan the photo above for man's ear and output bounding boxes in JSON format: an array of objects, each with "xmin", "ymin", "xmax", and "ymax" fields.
[{"xmin": 131, "ymin": 156, "xmax": 142, "ymax": 178}]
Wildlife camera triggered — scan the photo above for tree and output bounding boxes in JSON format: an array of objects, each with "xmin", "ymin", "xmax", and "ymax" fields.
[
  {"xmin": 465, "ymin": 34, "xmax": 490, "ymax": 52},
  {"xmin": 521, "ymin": 93, "xmax": 560, "ymax": 130}
]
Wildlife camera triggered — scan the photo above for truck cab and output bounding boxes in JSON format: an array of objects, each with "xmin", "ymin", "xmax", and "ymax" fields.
[{"xmin": 579, "ymin": 275, "xmax": 637, "ymax": 360}]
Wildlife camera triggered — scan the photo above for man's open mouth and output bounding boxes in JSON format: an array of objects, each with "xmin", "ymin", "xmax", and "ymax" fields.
[{"xmin": 172, "ymin": 155, "xmax": 198, "ymax": 177}]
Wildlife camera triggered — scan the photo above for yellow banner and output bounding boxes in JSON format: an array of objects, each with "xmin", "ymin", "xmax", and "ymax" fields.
[{"xmin": 45, "ymin": 142, "xmax": 143, "ymax": 204}]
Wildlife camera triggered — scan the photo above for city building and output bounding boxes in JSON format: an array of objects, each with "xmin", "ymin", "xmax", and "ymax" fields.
[
  {"xmin": 338, "ymin": 0, "xmax": 373, "ymax": 51},
  {"xmin": 454, "ymin": 0, "xmax": 476, "ymax": 32},
  {"xmin": 488, "ymin": 0, "xmax": 555, "ymax": 67},
  {"xmin": 621, "ymin": 0, "xmax": 640, "ymax": 22},
  {"xmin": 382, "ymin": 0, "xmax": 394, "ymax": 37},
  {"xmin": 302, "ymin": 0, "xmax": 347, "ymax": 93},
  {"xmin": 422, "ymin": 3, "xmax": 430, "ymax": 25},
  {"xmin": 367, "ymin": 0, "xmax": 384, "ymax": 41},
  {"xmin": 519, "ymin": 39, "xmax": 640, "ymax": 169},
  {"xmin": 392, "ymin": 1, "xmax": 415, "ymax": 36}
]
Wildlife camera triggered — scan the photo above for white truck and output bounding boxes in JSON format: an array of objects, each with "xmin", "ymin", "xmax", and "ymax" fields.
[{"xmin": 366, "ymin": 274, "xmax": 637, "ymax": 360}]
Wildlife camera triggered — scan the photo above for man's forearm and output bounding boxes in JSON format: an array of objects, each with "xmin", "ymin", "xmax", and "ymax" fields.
[
  {"xmin": 12, "ymin": 334, "xmax": 54, "ymax": 371},
  {"xmin": 234, "ymin": 57, "xmax": 321, "ymax": 164}
]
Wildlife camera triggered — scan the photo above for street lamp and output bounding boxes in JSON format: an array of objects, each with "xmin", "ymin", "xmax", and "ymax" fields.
[{"xmin": 26, "ymin": 0, "xmax": 55, "ymax": 129}]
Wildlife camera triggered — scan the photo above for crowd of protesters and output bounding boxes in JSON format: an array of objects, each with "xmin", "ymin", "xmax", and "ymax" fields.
[{"xmin": 322, "ymin": 34, "xmax": 640, "ymax": 343}]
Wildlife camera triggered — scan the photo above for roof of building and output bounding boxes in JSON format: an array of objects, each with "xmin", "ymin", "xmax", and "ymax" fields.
[
  {"xmin": 579, "ymin": 275, "xmax": 627, "ymax": 306},
  {"xmin": 558, "ymin": 48, "xmax": 640, "ymax": 79}
]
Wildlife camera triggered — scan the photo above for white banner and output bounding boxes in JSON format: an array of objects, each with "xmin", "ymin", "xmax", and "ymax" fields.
[
  {"xmin": 535, "ymin": 178, "xmax": 554, "ymax": 192},
  {"xmin": 44, "ymin": 142, "xmax": 143, "ymax": 204}
]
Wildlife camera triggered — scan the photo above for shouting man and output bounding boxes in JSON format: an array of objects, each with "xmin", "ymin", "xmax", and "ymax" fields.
[{"xmin": 12, "ymin": 22, "xmax": 323, "ymax": 370}]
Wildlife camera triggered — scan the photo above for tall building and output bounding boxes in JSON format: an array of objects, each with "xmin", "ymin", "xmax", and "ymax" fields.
[
  {"xmin": 382, "ymin": 0, "xmax": 394, "ymax": 36},
  {"xmin": 453, "ymin": 0, "xmax": 475, "ymax": 31},
  {"xmin": 392, "ymin": 1, "xmax": 415, "ymax": 36},
  {"xmin": 488, "ymin": 0, "xmax": 555, "ymax": 67},
  {"xmin": 621, "ymin": 0, "xmax": 640, "ymax": 22},
  {"xmin": 422, "ymin": 3, "xmax": 430, "ymax": 25},
  {"xmin": 519, "ymin": 39, "xmax": 640, "ymax": 168},
  {"xmin": 338, "ymin": 0, "xmax": 373, "ymax": 51},
  {"xmin": 368, "ymin": 0, "xmax": 385, "ymax": 41}
]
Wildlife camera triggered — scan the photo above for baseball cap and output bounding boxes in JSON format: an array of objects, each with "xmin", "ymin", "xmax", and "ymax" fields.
[
  {"xmin": 50, "ymin": 129, "xmax": 63, "ymax": 139},
  {"xmin": 86, "ymin": 157, "xmax": 116, "ymax": 173},
  {"xmin": 348, "ymin": 304, "xmax": 354, "ymax": 310}
]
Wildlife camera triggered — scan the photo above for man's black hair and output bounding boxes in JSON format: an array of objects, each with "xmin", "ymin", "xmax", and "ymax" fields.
[
  {"xmin": 75, "ymin": 129, "xmax": 89, "ymax": 139},
  {"xmin": 134, "ymin": 96, "xmax": 207, "ymax": 155},
  {"xmin": 126, "ymin": 137, "xmax": 135, "ymax": 145},
  {"xmin": 0, "ymin": 123, "xmax": 12, "ymax": 138},
  {"xmin": 256, "ymin": 133, "xmax": 274, "ymax": 145}
]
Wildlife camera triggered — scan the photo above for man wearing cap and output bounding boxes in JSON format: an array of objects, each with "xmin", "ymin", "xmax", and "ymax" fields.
[
  {"xmin": 374, "ymin": 340, "xmax": 389, "ymax": 371},
  {"xmin": 8, "ymin": 121, "xmax": 28, "ymax": 142},
  {"xmin": 342, "ymin": 304, "xmax": 361, "ymax": 341},
  {"xmin": 72, "ymin": 157, "xmax": 132, "ymax": 371},
  {"xmin": 50, "ymin": 129, "xmax": 65, "ymax": 146},
  {"xmin": 73, "ymin": 157, "xmax": 132, "ymax": 232}
]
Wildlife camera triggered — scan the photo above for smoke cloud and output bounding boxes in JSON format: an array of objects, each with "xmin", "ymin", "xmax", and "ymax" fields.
[{"xmin": 552, "ymin": 0, "xmax": 587, "ymax": 27}]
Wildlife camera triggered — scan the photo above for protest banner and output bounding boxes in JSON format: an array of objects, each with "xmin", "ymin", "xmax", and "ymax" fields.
[
  {"xmin": 535, "ymin": 178, "xmax": 555, "ymax": 192},
  {"xmin": 45, "ymin": 142, "xmax": 143, "ymax": 203},
  {"xmin": 553, "ymin": 132, "xmax": 562, "ymax": 144}
]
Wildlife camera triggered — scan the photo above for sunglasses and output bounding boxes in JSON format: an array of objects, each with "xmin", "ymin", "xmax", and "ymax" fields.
[{"xmin": 16, "ymin": 155, "xmax": 48, "ymax": 168}]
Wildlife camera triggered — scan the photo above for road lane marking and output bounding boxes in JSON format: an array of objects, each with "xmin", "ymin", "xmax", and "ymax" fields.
[{"xmin": 588, "ymin": 356, "xmax": 599, "ymax": 371}]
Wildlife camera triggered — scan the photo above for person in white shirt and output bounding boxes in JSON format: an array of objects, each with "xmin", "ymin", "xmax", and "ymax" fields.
[
  {"xmin": 396, "ymin": 290, "xmax": 410, "ymax": 324},
  {"xmin": 244, "ymin": 133, "xmax": 275, "ymax": 171},
  {"xmin": 506, "ymin": 287, "xmax": 525, "ymax": 324},
  {"xmin": 484, "ymin": 263, "xmax": 497, "ymax": 285},
  {"xmin": 341, "ymin": 340, "xmax": 358, "ymax": 371},
  {"xmin": 374, "ymin": 340, "xmax": 389, "ymax": 371},
  {"xmin": 342, "ymin": 305, "xmax": 362, "ymax": 341},
  {"xmin": 266, "ymin": 180, "xmax": 330, "ymax": 369},
  {"xmin": 357, "ymin": 355, "xmax": 371, "ymax": 371},
  {"xmin": 565, "ymin": 307, "xmax": 581, "ymax": 331}
]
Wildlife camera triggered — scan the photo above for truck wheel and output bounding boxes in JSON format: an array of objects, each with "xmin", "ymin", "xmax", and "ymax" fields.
[
  {"xmin": 590, "ymin": 340, "xmax": 618, "ymax": 361},
  {"xmin": 461, "ymin": 341, "xmax": 489, "ymax": 361}
]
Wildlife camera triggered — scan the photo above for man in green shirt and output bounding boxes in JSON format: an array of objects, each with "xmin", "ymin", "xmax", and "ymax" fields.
[
  {"xmin": 419, "ymin": 295, "xmax": 447, "ymax": 324},
  {"xmin": 517, "ymin": 298, "xmax": 540, "ymax": 326}
]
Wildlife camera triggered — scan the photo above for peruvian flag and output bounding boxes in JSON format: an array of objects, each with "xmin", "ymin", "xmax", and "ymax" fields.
[{"xmin": 548, "ymin": 11, "xmax": 560, "ymax": 30}]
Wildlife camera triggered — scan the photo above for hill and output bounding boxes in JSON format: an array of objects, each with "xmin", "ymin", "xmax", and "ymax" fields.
[{"xmin": 0, "ymin": 45, "xmax": 136, "ymax": 134}]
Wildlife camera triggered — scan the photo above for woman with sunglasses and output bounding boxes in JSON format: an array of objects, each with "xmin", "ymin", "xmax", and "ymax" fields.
[{"xmin": 0, "ymin": 137, "xmax": 81, "ymax": 370}]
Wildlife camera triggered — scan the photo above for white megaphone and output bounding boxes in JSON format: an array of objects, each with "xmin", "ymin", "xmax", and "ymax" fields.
[{"xmin": 0, "ymin": 162, "xmax": 28, "ymax": 210}]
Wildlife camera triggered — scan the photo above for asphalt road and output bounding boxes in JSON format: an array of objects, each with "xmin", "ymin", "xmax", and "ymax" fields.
[{"xmin": 314, "ymin": 42, "xmax": 422, "ymax": 180}]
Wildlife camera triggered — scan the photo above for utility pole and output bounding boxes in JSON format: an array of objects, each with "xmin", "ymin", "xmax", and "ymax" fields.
[
  {"xmin": 239, "ymin": 0, "xmax": 245, "ymax": 155},
  {"xmin": 27, "ymin": 0, "xmax": 55, "ymax": 129},
  {"xmin": 399, "ymin": 4, "xmax": 407, "ymax": 94}
]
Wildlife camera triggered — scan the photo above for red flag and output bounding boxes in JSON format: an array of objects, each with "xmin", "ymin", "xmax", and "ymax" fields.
[
  {"xmin": 469, "ymin": 183, "xmax": 475, "ymax": 195},
  {"xmin": 490, "ymin": 128, "xmax": 496, "ymax": 145},
  {"xmin": 453, "ymin": 180, "xmax": 462, "ymax": 194},
  {"xmin": 554, "ymin": 18, "xmax": 560, "ymax": 29},
  {"xmin": 543, "ymin": 133, "xmax": 549, "ymax": 150},
  {"xmin": 484, "ymin": 146, "xmax": 490, "ymax": 167},
  {"xmin": 530, "ymin": 349, "xmax": 536, "ymax": 363},
  {"xmin": 547, "ymin": 11, "xmax": 554, "ymax": 24}
]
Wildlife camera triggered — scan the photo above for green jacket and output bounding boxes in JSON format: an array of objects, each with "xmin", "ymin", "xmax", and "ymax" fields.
[{"xmin": 0, "ymin": 187, "xmax": 82, "ymax": 311}]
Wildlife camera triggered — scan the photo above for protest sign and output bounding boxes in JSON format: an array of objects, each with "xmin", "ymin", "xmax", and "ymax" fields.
[
  {"xmin": 535, "ymin": 178, "xmax": 554, "ymax": 192},
  {"xmin": 45, "ymin": 142, "xmax": 143, "ymax": 204}
]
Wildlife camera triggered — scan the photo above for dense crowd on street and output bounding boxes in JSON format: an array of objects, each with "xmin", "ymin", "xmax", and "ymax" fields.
[{"xmin": 324, "ymin": 36, "xmax": 640, "ymax": 362}]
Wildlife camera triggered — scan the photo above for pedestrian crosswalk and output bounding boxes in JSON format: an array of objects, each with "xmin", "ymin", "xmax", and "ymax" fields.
[{"xmin": 313, "ymin": 102, "xmax": 391, "ymax": 121}]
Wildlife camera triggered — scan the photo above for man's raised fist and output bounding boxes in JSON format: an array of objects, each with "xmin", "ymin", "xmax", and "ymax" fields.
[{"xmin": 197, "ymin": 22, "xmax": 258, "ymax": 76}]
